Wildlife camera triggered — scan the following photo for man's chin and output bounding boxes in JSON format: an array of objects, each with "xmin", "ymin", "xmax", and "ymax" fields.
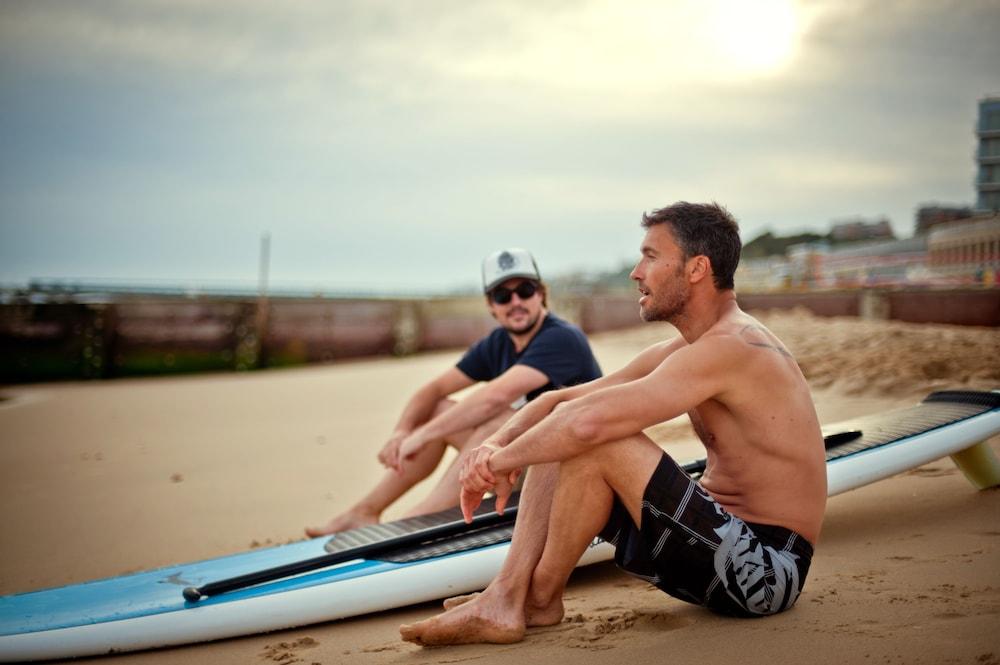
[
  {"xmin": 639, "ymin": 305, "xmax": 668, "ymax": 323},
  {"xmin": 504, "ymin": 316, "xmax": 539, "ymax": 335}
]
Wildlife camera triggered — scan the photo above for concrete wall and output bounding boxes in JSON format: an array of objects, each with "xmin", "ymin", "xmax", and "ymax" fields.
[
  {"xmin": 885, "ymin": 289, "xmax": 1000, "ymax": 327},
  {"xmin": 736, "ymin": 289, "xmax": 999, "ymax": 327},
  {"xmin": 736, "ymin": 291, "xmax": 860, "ymax": 317}
]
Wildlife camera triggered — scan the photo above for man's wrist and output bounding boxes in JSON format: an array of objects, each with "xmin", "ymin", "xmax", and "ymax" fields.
[{"xmin": 487, "ymin": 445, "xmax": 508, "ymax": 475}]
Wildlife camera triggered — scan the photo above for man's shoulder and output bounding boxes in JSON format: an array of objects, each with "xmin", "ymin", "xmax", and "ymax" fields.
[{"xmin": 694, "ymin": 315, "xmax": 795, "ymax": 369}]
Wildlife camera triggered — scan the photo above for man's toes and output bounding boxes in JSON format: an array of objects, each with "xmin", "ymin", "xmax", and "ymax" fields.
[{"xmin": 399, "ymin": 622, "xmax": 423, "ymax": 644}]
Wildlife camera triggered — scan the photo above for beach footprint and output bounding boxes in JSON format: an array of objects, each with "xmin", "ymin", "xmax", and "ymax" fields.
[
  {"xmin": 559, "ymin": 607, "xmax": 691, "ymax": 649},
  {"xmin": 259, "ymin": 636, "xmax": 319, "ymax": 663}
]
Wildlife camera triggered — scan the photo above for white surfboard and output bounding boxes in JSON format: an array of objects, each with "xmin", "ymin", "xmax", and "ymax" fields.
[{"xmin": 1, "ymin": 390, "xmax": 997, "ymax": 662}]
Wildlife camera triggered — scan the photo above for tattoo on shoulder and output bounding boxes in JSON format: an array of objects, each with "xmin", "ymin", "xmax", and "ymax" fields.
[{"xmin": 739, "ymin": 325, "xmax": 792, "ymax": 358}]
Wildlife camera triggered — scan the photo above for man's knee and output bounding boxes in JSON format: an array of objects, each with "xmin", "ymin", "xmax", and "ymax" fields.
[
  {"xmin": 556, "ymin": 442, "xmax": 614, "ymax": 480},
  {"xmin": 567, "ymin": 437, "xmax": 651, "ymax": 468},
  {"xmin": 560, "ymin": 437, "xmax": 663, "ymax": 502}
]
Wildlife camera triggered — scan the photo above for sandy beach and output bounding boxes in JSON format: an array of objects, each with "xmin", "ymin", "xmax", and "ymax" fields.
[{"xmin": 1, "ymin": 310, "xmax": 998, "ymax": 664}]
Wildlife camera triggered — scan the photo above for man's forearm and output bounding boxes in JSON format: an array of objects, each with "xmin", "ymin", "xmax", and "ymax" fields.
[
  {"xmin": 488, "ymin": 375, "xmax": 614, "ymax": 452},
  {"xmin": 488, "ymin": 398, "xmax": 595, "ymax": 472},
  {"xmin": 488, "ymin": 379, "xmax": 650, "ymax": 473},
  {"xmin": 490, "ymin": 391, "xmax": 600, "ymax": 473},
  {"xmin": 414, "ymin": 391, "xmax": 510, "ymax": 444},
  {"xmin": 393, "ymin": 383, "xmax": 447, "ymax": 434},
  {"xmin": 486, "ymin": 388, "xmax": 566, "ymax": 448}
]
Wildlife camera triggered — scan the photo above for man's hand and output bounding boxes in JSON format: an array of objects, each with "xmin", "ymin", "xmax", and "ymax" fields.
[
  {"xmin": 377, "ymin": 431, "xmax": 409, "ymax": 472},
  {"xmin": 396, "ymin": 430, "xmax": 430, "ymax": 473},
  {"xmin": 459, "ymin": 444, "xmax": 521, "ymax": 523}
]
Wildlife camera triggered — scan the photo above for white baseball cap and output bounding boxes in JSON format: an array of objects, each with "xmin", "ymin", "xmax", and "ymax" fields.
[{"xmin": 481, "ymin": 248, "xmax": 541, "ymax": 293}]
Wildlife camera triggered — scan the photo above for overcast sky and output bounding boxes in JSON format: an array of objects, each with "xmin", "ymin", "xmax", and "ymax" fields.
[{"xmin": 1, "ymin": 0, "xmax": 998, "ymax": 293}]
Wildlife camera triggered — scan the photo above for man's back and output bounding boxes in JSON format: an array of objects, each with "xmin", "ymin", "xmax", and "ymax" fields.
[{"xmin": 687, "ymin": 304, "xmax": 826, "ymax": 543}]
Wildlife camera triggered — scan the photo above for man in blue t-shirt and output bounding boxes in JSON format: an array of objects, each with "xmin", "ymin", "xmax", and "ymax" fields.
[{"xmin": 306, "ymin": 248, "xmax": 602, "ymax": 537}]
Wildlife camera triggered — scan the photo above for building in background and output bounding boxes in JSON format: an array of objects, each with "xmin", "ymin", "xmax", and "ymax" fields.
[
  {"xmin": 915, "ymin": 205, "xmax": 973, "ymax": 235},
  {"xmin": 976, "ymin": 96, "xmax": 1000, "ymax": 213},
  {"xmin": 822, "ymin": 237, "xmax": 929, "ymax": 288},
  {"xmin": 735, "ymin": 256, "xmax": 790, "ymax": 292},
  {"xmin": 829, "ymin": 217, "xmax": 895, "ymax": 243},
  {"xmin": 927, "ymin": 215, "xmax": 1000, "ymax": 286},
  {"xmin": 786, "ymin": 242, "xmax": 830, "ymax": 289}
]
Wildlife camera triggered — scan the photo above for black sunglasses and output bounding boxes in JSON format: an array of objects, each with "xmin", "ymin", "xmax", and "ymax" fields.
[{"xmin": 490, "ymin": 281, "xmax": 539, "ymax": 305}]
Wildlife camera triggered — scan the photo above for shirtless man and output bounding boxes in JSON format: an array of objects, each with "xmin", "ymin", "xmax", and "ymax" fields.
[
  {"xmin": 400, "ymin": 202, "xmax": 827, "ymax": 645},
  {"xmin": 306, "ymin": 248, "xmax": 601, "ymax": 537}
]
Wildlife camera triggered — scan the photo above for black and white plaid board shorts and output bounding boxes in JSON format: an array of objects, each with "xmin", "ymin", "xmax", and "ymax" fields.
[{"xmin": 600, "ymin": 453, "xmax": 814, "ymax": 618}]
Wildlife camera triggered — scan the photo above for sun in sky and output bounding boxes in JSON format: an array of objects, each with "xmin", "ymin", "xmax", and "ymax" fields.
[
  {"xmin": 435, "ymin": 0, "xmax": 808, "ymax": 94},
  {"xmin": 711, "ymin": 0, "xmax": 802, "ymax": 77}
]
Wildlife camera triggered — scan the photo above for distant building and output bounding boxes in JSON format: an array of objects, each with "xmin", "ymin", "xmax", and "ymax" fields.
[
  {"xmin": 821, "ymin": 237, "xmax": 928, "ymax": 288},
  {"xmin": 786, "ymin": 242, "xmax": 830, "ymax": 289},
  {"xmin": 734, "ymin": 256, "xmax": 790, "ymax": 293},
  {"xmin": 976, "ymin": 96, "xmax": 1000, "ymax": 213},
  {"xmin": 829, "ymin": 217, "xmax": 895, "ymax": 243},
  {"xmin": 927, "ymin": 214, "xmax": 1000, "ymax": 285},
  {"xmin": 915, "ymin": 205, "xmax": 973, "ymax": 235}
]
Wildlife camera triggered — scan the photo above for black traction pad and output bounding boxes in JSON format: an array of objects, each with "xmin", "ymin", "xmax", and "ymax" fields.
[
  {"xmin": 325, "ymin": 494, "xmax": 520, "ymax": 559},
  {"xmin": 823, "ymin": 390, "xmax": 998, "ymax": 462}
]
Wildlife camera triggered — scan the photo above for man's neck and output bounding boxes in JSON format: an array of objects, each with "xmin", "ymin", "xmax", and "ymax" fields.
[
  {"xmin": 672, "ymin": 291, "xmax": 737, "ymax": 343},
  {"xmin": 508, "ymin": 310, "xmax": 548, "ymax": 353}
]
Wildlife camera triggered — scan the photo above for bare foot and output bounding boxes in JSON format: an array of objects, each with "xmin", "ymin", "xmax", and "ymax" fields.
[
  {"xmin": 304, "ymin": 509, "xmax": 379, "ymax": 538},
  {"xmin": 443, "ymin": 593, "xmax": 562, "ymax": 627},
  {"xmin": 400, "ymin": 594, "xmax": 525, "ymax": 646},
  {"xmin": 525, "ymin": 597, "xmax": 564, "ymax": 627}
]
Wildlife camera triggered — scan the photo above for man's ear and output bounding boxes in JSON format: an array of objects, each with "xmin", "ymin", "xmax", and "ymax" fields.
[
  {"xmin": 485, "ymin": 296, "xmax": 498, "ymax": 319},
  {"xmin": 688, "ymin": 255, "xmax": 712, "ymax": 284}
]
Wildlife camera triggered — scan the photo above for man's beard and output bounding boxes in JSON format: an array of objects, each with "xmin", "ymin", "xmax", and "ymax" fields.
[
  {"xmin": 639, "ymin": 268, "xmax": 689, "ymax": 323},
  {"xmin": 639, "ymin": 289, "xmax": 688, "ymax": 322},
  {"xmin": 504, "ymin": 309, "xmax": 541, "ymax": 335}
]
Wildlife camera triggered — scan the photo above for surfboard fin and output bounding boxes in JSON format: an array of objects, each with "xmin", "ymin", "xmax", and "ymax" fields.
[{"xmin": 950, "ymin": 440, "xmax": 1000, "ymax": 490}]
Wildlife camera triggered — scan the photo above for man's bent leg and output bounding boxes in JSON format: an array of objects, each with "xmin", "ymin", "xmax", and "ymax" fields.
[
  {"xmin": 527, "ymin": 435, "xmax": 663, "ymax": 619},
  {"xmin": 402, "ymin": 408, "xmax": 515, "ymax": 518},
  {"xmin": 399, "ymin": 435, "xmax": 663, "ymax": 646},
  {"xmin": 306, "ymin": 400, "xmax": 471, "ymax": 537},
  {"xmin": 399, "ymin": 460, "xmax": 561, "ymax": 646}
]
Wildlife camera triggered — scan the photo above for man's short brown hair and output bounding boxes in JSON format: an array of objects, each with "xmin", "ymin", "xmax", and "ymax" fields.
[{"xmin": 641, "ymin": 202, "xmax": 741, "ymax": 290}]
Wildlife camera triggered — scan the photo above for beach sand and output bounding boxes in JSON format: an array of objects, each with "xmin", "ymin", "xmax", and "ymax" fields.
[{"xmin": 1, "ymin": 311, "xmax": 998, "ymax": 664}]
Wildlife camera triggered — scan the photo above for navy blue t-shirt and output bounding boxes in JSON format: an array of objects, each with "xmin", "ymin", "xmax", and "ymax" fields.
[{"xmin": 456, "ymin": 313, "xmax": 602, "ymax": 402}]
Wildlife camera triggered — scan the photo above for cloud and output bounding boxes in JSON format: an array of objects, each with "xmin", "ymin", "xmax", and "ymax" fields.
[{"xmin": 1, "ymin": 0, "xmax": 998, "ymax": 288}]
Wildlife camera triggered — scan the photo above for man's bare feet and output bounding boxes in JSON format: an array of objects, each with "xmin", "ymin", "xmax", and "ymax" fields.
[
  {"xmin": 524, "ymin": 597, "xmax": 564, "ymax": 627},
  {"xmin": 400, "ymin": 592, "xmax": 526, "ymax": 646},
  {"xmin": 304, "ymin": 508, "xmax": 379, "ymax": 538},
  {"xmin": 442, "ymin": 591, "xmax": 563, "ymax": 627}
]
